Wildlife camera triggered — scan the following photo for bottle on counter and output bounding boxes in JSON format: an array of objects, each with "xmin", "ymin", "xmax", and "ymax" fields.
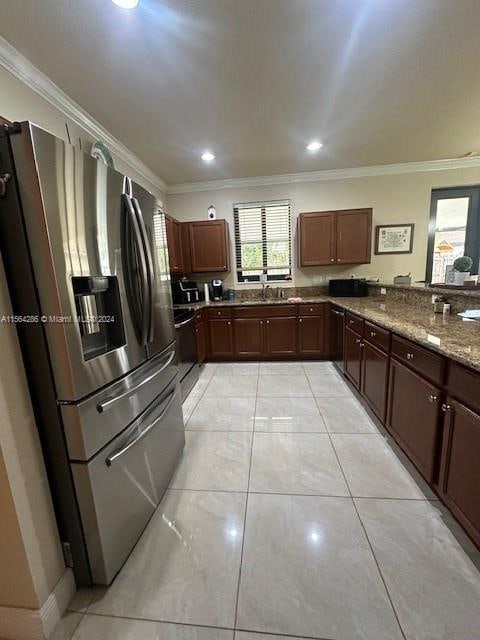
[{"xmin": 433, "ymin": 295, "xmax": 446, "ymax": 313}]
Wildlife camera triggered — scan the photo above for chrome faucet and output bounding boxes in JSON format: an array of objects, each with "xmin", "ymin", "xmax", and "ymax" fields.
[{"xmin": 261, "ymin": 283, "xmax": 270, "ymax": 301}]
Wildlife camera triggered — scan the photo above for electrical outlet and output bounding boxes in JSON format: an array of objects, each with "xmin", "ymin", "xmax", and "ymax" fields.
[{"xmin": 380, "ymin": 287, "xmax": 387, "ymax": 295}]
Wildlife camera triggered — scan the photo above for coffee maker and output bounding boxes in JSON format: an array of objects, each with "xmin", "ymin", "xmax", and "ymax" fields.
[{"xmin": 211, "ymin": 279, "xmax": 223, "ymax": 301}]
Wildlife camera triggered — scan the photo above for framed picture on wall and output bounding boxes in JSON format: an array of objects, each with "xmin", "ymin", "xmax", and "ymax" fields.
[{"xmin": 375, "ymin": 223, "xmax": 414, "ymax": 255}]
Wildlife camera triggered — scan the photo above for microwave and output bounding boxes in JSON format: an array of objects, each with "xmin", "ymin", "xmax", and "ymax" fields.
[{"xmin": 328, "ymin": 278, "xmax": 368, "ymax": 297}]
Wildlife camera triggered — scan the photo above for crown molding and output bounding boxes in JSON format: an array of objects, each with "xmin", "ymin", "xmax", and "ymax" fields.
[
  {"xmin": 167, "ymin": 156, "xmax": 480, "ymax": 195},
  {"xmin": 0, "ymin": 36, "xmax": 167, "ymax": 193}
]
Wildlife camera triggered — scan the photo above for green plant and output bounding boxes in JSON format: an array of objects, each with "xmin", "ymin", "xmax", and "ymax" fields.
[{"xmin": 453, "ymin": 256, "xmax": 473, "ymax": 272}]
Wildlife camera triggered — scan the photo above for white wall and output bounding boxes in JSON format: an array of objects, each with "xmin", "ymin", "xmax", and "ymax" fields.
[{"xmin": 167, "ymin": 166, "xmax": 480, "ymax": 288}]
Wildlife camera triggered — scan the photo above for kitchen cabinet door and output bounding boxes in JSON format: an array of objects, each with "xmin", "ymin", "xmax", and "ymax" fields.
[
  {"xmin": 438, "ymin": 399, "xmax": 480, "ymax": 547},
  {"xmin": 361, "ymin": 340, "xmax": 389, "ymax": 422},
  {"xmin": 208, "ymin": 319, "xmax": 233, "ymax": 358},
  {"xmin": 234, "ymin": 318, "xmax": 264, "ymax": 358},
  {"xmin": 264, "ymin": 317, "xmax": 297, "ymax": 356},
  {"xmin": 188, "ymin": 220, "xmax": 229, "ymax": 272},
  {"xmin": 298, "ymin": 316, "xmax": 326, "ymax": 356},
  {"xmin": 344, "ymin": 327, "xmax": 362, "ymax": 389},
  {"xmin": 387, "ymin": 358, "xmax": 441, "ymax": 483},
  {"xmin": 298, "ymin": 212, "xmax": 336, "ymax": 266},
  {"xmin": 336, "ymin": 209, "xmax": 372, "ymax": 265},
  {"xmin": 165, "ymin": 215, "xmax": 183, "ymax": 273},
  {"xmin": 195, "ymin": 316, "xmax": 207, "ymax": 364}
]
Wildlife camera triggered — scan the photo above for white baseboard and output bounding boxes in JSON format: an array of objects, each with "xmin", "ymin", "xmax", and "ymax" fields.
[{"xmin": 0, "ymin": 569, "xmax": 75, "ymax": 640}]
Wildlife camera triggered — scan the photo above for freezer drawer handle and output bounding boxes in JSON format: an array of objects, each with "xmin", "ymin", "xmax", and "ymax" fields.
[
  {"xmin": 105, "ymin": 388, "xmax": 176, "ymax": 466},
  {"xmin": 96, "ymin": 350, "xmax": 175, "ymax": 413}
]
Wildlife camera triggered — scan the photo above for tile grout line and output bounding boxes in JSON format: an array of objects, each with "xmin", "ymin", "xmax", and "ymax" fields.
[
  {"xmin": 307, "ymin": 371, "xmax": 408, "ymax": 640},
  {"xmin": 232, "ymin": 364, "xmax": 260, "ymax": 631},
  {"xmin": 65, "ymin": 610, "xmax": 85, "ymax": 640},
  {"xmin": 81, "ymin": 609, "xmax": 337, "ymax": 640}
]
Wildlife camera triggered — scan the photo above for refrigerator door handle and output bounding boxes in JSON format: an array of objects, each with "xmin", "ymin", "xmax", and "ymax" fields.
[
  {"xmin": 132, "ymin": 197, "xmax": 155, "ymax": 343},
  {"xmin": 96, "ymin": 349, "xmax": 175, "ymax": 413},
  {"xmin": 122, "ymin": 195, "xmax": 150, "ymax": 345},
  {"xmin": 105, "ymin": 388, "xmax": 176, "ymax": 466}
]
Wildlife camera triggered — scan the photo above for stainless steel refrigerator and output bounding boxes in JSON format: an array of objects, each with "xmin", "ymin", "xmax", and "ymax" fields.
[{"xmin": 0, "ymin": 122, "xmax": 185, "ymax": 586}]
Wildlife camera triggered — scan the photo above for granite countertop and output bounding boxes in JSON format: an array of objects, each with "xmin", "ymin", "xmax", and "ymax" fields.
[{"xmin": 174, "ymin": 295, "xmax": 480, "ymax": 372}]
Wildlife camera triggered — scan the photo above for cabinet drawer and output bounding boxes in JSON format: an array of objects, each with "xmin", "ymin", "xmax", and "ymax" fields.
[
  {"xmin": 207, "ymin": 307, "xmax": 232, "ymax": 319},
  {"xmin": 364, "ymin": 321, "xmax": 391, "ymax": 352},
  {"xmin": 447, "ymin": 362, "xmax": 480, "ymax": 414},
  {"xmin": 391, "ymin": 335, "xmax": 445, "ymax": 384},
  {"xmin": 345, "ymin": 312, "xmax": 364, "ymax": 335},
  {"xmin": 298, "ymin": 303, "xmax": 326, "ymax": 316},
  {"xmin": 233, "ymin": 306, "xmax": 266, "ymax": 318}
]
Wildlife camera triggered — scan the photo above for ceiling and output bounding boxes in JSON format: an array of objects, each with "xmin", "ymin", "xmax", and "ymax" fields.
[{"xmin": 1, "ymin": 0, "xmax": 480, "ymax": 185}]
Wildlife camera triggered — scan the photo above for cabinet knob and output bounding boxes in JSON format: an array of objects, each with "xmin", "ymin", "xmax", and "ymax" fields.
[
  {"xmin": 337, "ymin": 259, "xmax": 341, "ymax": 262},
  {"xmin": 266, "ymin": 320, "xmax": 270, "ymax": 324},
  {"xmin": 441, "ymin": 403, "xmax": 451, "ymax": 412},
  {"xmin": 359, "ymin": 343, "xmax": 364, "ymax": 348},
  {"xmin": 370, "ymin": 331, "xmax": 376, "ymax": 337},
  {"xmin": 223, "ymin": 265, "xmax": 226, "ymax": 268},
  {"xmin": 227, "ymin": 321, "xmax": 231, "ymax": 325},
  {"xmin": 406, "ymin": 352, "xmax": 414, "ymax": 360},
  {"xmin": 355, "ymin": 338, "xmax": 361, "ymax": 344},
  {"xmin": 330, "ymin": 258, "xmax": 335, "ymax": 262},
  {"xmin": 217, "ymin": 311, "xmax": 221, "ymax": 316},
  {"xmin": 260, "ymin": 320, "xmax": 263, "ymax": 324},
  {"xmin": 349, "ymin": 320, "xmax": 354, "ymax": 325},
  {"xmin": 299, "ymin": 318, "xmax": 303, "ymax": 323},
  {"xmin": 428, "ymin": 394, "xmax": 437, "ymax": 403}
]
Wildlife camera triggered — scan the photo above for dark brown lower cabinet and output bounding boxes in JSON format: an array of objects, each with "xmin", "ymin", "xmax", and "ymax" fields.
[
  {"xmin": 209, "ymin": 319, "xmax": 233, "ymax": 358},
  {"xmin": 298, "ymin": 316, "xmax": 326, "ymax": 356},
  {"xmin": 361, "ymin": 340, "xmax": 389, "ymax": 422},
  {"xmin": 344, "ymin": 326, "xmax": 362, "ymax": 388},
  {"xmin": 264, "ymin": 317, "xmax": 297, "ymax": 356},
  {"xmin": 439, "ymin": 399, "xmax": 480, "ymax": 547},
  {"xmin": 234, "ymin": 318, "xmax": 264, "ymax": 357},
  {"xmin": 387, "ymin": 358, "xmax": 441, "ymax": 483}
]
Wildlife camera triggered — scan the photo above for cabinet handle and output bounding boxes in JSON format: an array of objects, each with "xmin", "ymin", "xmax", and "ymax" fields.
[
  {"xmin": 406, "ymin": 352, "xmax": 415, "ymax": 360},
  {"xmin": 370, "ymin": 331, "xmax": 376, "ymax": 337},
  {"xmin": 428, "ymin": 395, "xmax": 437, "ymax": 403},
  {"xmin": 441, "ymin": 403, "xmax": 451, "ymax": 412}
]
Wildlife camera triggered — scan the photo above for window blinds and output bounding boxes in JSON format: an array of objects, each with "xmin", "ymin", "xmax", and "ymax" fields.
[{"xmin": 233, "ymin": 201, "xmax": 291, "ymax": 282}]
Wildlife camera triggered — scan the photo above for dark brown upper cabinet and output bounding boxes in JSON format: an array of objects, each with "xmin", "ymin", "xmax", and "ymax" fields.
[
  {"xmin": 298, "ymin": 208, "xmax": 372, "ymax": 267},
  {"xmin": 188, "ymin": 220, "xmax": 229, "ymax": 273}
]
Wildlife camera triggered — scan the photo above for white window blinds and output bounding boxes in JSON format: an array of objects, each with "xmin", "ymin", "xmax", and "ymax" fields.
[{"xmin": 233, "ymin": 201, "xmax": 292, "ymax": 282}]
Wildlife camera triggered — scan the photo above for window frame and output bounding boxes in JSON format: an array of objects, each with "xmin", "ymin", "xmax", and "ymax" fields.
[
  {"xmin": 426, "ymin": 185, "xmax": 480, "ymax": 283},
  {"xmin": 233, "ymin": 200, "xmax": 292, "ymax": 283}
]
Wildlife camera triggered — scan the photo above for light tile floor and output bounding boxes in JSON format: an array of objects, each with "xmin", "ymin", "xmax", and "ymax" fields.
[{"xmin": 56, "ymin": 361, "xmax": 480, "ymax": 640}]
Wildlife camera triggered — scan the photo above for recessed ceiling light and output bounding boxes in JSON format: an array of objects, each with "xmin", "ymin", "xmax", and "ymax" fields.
[
  {"xmin": 201, "ymin": 150, "xmax": 215, "ymax": 163},
  {"xmin": 112, "ymin": 0, "xmax": 139, "ymax": 9},
  {"xmin": 306, "ymin": 140, "xmax": 323, "ymax": 152}
]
